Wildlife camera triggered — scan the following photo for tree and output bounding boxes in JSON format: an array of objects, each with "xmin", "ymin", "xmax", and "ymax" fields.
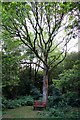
[
  {"xmin": 2, "ymin": 2, "xmax": 78, "ymax": 102},
  {"xmin": 2, "ymin": 31, "xmax": 21, "ymax": 98},
  {"xmin": 59, "ymin": 60, "xmax": 80, "ymax": 95},
  {"xmin": 63, "ymin": 52, "xmax": 79, "ymax": 70}
]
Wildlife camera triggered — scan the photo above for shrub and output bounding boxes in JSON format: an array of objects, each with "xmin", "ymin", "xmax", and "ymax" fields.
[
  {"xmin": 16, "ymin": 95, "xmax": 33, "ymax": 106},
  {"xmin": 24, "ymin": 95, "xmax": 33, "ymax": 106},
  {"xmin": 48, "ymin": 85, "xmax": 62, "ymax": 108},
  {"xmin": 52, "ymin": 79, "xmax": 63, "ymax": 89},
  {"xmin": 63, "ymin": 92, "xmax": 80, "ymax": 107},
  {"xmin": 47, "ymin": 95, "xmax": 66, "ymax": 109},
  {"xmin": 30, "ymin": 87, "xmax": 41, "ymax": 100},
  {"xmin": 48, "ymin": 84, "xmax": 62, "ymax": 96},
  {"xmin": 38, "ymin": 106, "xmax": 80, "ymax": 118},
  {"xmin": 2, "ymin": 95, "xmax": 34, "ymax": 109},
  {"xmin": 48, "ymin": 108, "xmax": 64, "ymax": 117},
  {"xmin": 48, "ymin": 90, "xmax": 80, "ymax": 108},
  {"xmin": 2, "ymin": 96, "xmax": 8, "ymax": 109},
  {"xmin": 59, "ymin": 66, "xmax": 80, "ymax": 94}
]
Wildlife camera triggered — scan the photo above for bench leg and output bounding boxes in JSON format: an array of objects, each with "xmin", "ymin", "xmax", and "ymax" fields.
[{"xmin": 33, "ymin": 107, "xmax": 35, "ymax": 110}]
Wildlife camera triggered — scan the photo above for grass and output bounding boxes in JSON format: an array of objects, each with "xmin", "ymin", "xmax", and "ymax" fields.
[
  {"xmin": 2, "ymin": 106, "xmax": 80, "ymax": 119},
  {"xmin": 2, "ymin": 106, "xmax": 43, "ymax": 118}
]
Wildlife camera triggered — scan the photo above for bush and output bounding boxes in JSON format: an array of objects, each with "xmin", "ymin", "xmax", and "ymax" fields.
[
  {"xmin": 49, "ymin": 84, "xmax": 62, "ymax": 96},
  {"xmin": 24, "ymin": 95, "xmax": 33, "ymax": 106},
  {"xmin": 38, "ymin": 106, "xmax": 80, "ymax": 118},
  {"xmin": 2, "ymin": 95, "xmax": 34, "ymax": 109},
  {"xmin": 52, "ymin": 79, "xmax": 63, "ymax": 89},
  {"xmin": 48, "ymin": 108, "xmax": 64, "ymax": 117},
  {"xmin": 59, "ymin": 66, "xmax": 80, "ymax": 94},
  {"xmin": 47, "ymin": 90, "xmax": 80, "ymax": 108},
  {"xmin": 48, "ymin": 85, "xmax": 62, "ymax": 108},
  {"xmin": 63, "ymin": 92, "xmax": 80, "ymax": 107},
  {"xmin": 30, "ymin": 87, "xmax": 41, "ymax": 100},
  {"xmin": 47, "ymin": 96, "xmax": 67, "ymax": 109}
]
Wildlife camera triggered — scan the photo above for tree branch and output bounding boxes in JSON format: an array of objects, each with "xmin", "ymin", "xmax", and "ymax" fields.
[{"xmin": 20, "ymin": 61, "xmax": 44, "ymax": 70}]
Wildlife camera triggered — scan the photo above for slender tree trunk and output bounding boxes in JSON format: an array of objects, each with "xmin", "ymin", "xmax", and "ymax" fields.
[
  {"xmin": 43, "ymin": 64, "xmax": 48, "ymax": 103},
  {"xmin": 29, "ymin": 63, "xmax": 32, "ymax": 80},
  {"xmin": 34, "ymin": 67, "xmax": 37, "ymax": 85}
]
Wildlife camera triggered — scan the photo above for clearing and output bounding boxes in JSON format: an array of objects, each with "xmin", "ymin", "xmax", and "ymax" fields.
[{"xmin": 2, "ymin": 106, "xmax": 43, "ymax": 118}]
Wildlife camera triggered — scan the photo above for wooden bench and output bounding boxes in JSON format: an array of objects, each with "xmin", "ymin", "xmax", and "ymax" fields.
[{"xmin": 33, "ymin": 101, "xmax": 46, "ymax": 110}]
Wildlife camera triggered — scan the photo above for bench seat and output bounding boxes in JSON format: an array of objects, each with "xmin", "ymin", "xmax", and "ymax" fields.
[{"xmin": 33, "ymin": 101, "xmax": 46, "ymax": 110}]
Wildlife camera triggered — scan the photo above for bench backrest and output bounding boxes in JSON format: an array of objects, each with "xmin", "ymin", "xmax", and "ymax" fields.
[{"xmin": 34, "ymin": 101, "xmax": 46, "ymax": 106}]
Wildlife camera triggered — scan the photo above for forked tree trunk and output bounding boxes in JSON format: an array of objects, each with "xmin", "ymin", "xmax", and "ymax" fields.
[{"xmin": 43, "ymin": 65, "xmax": 48, "ymax": 103}]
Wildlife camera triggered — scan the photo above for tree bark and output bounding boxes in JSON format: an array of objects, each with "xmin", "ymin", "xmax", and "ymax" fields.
[
  {"xmin": 29, "ymin": 63, "xmax": 32, "ymax": 80},
  {"xmin": 43, "ymin": 65, "xmax": 48, "ymax": 103}
]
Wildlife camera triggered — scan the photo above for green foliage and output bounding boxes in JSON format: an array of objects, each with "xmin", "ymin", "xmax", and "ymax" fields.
[
  {"xmin": 49, "ymin": 79, "xmax": 80, "ymax": 108},
  {"xmin": 50, "ymin": 63, "xmax": 64, "ymax": 80},
  {"xmin": 19, "ymin": 69, "xmax": 42, "ymax": 98},
  {"xmin": 52, "ymin": 79, "xmax": 63, "ymax": 89},
  {"xmin": 51, "ymin": 54, "xmax": 80, "ymax": 107},
  {"xmin": 59, "ymin": 64, "xmax": 80, "ymax": 93},
  {"xmin": 58, "ymin": 52, "xmax": 80, "ymax": 94},
  {"xmin": 2, "ymin": 95, "xmax": 34, "ymax": 109},
  {"xmin": 2, "ymin": 32, "xmax": 22, "ymax": 98},
  {"xmin": 2, "ymin": 50, "xmax": 42, "ymax": 99},
  {"xmin": 50, "ymin": 52, "xmax": 80, "ymax": 81},
  {"xmin": 48, "ymin": 85, "xmax": 62, "ymax": 108},
  {"xmin": 48, "ymin": 84, "xmax": 62, "ymax": 96},
  {"xmin": 2, "ymin": 53, "xmax": 20, "ymax": 86},
  {"xmin": 2, "ymin": 1, "xmax": 79, "ymax": 110},
  {"xmin": 63, "ymin": 92, "xmax": 80, "ymax": 107},
  {"xmin": 39, "ymin": 106, "xmax": 80, "ymax": 118},
  {"xmin": 2, "ymin": 33, "xmax": 42, "ymax": 98},
  {"xmin": 2, "ymin": 2, "xmax": 79, "ymax": 75},
  {"xmin": 47, "ymin": 96, "xmax": 62, "ymax": 108},
  {"xmin": 63, "ymin": 52, "xmax": 80, "ymax": 70},
  {"xmin": 30, "ymin": 87, "xmax": 42, "ymax": 100}
]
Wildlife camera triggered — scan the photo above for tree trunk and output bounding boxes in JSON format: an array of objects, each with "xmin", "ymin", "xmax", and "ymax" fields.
[
  {"xmin": 43, "ymin": 65, "xmax": 48, "ymax": 103},
  {"xmin": 34, "ymin": 67, "xmax": 37, "ymax": 85},
  {"xmin": 29, "ymin": 63, "xmax": 32, "ymax": 80}
]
